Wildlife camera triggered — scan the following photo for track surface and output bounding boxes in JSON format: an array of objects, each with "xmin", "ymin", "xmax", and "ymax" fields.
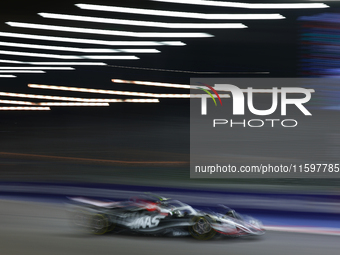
[{"xmin": 0, "ymin": 200, "xmax": 339, "ymax": 255}]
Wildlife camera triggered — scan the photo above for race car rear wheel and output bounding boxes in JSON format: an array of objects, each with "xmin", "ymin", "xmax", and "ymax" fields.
[
  {"xmin": 88, "ymin": 214, "xmax": 109, "ymax": 235},
  {"xmin": 189, "ymin": 216, "xmax": 216, "ymax": 240}
]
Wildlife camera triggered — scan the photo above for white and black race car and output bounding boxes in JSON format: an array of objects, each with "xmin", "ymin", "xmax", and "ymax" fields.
[{"xmin": 67, "ymin": 193, "xmax": 265, "ymax": 240}]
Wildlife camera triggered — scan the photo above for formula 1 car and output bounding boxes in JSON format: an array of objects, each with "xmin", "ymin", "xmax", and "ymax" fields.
[{"xmin": 67, "ymin": 193, "xmax": 265, "ymax": 240}]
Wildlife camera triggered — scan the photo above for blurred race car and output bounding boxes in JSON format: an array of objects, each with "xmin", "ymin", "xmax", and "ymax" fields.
[{"xmin": 67, "ymin": 193, "xmax": 265, "ymax": 240}]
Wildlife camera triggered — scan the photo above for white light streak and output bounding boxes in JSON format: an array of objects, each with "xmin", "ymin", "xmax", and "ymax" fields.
[
  {"xmin": 0, "ymin": 41, "xmax": 159, "ymax": 53},
  {"xmin": 0, "ymin": 50, "xmax": 138, "ymax": 60},
  {"xmin": 0, "ymin": 75, "xmax": 16, "ymax": 78},
  {"xmin": 0, "ymin": 107, "xmax": 50, "ymax": 110},
  {"xmin": 0, "ymin": 91, "xmax": 159, "ymax": 103},
  {"xmin": 0, "ymin": 91, "xmax": 118, "ymax": 102},
  {"xmin": 124, "ymin": 99, "xmax": 159, "ymax": 103},
  {"xmin": 0, "ymin": 49, "xmax": 81, "ymax": 59},
  {"xmin": 28, "ymin": 84, "xmax": 229, "ymax": 98},
  {"xmin": 0, "ymin": 32, "xmax": 185, "ymax": 46},
  {"xmin": 76, "ymin": 3, "xmax": 285, "ymax": 19},
  {"xmin": 0, "ymin": 67, "xmax": 74, "ymax": 70},
  {"xmin": 6, "ymin": 22, "xmax": 213, "ymax": 38},
  {"xmin": 112, "ymin": 79, "xmax": 191, "ymax": 89},
  {"xmin": 152, "ymin": 0, "xmax": 329, "ymax": 9},
  {"xmin": 0, "ymin": 41, "xmax": 114, "ymax": 53},
  {"xmin": 38, "ymin": 102, "xmax": 109, "ymax": 106},
  {"xmin": 0, "ymin": 70, "xmax": 45, "ymax": 73},
  {"xmin": 0, "ymin": 60, "xmax": 107, "ymax": 66},
  {"xmin": 83, "ymin": 56, "xmax": 139, "ymax": 59},
  {"xmin": 0, "ymin": 99, "xmax": 35, "ymax": 105},
  {"xmin": 0, "ymin": 100, "xmax": 110, "ymax": 106},
  {"xmin": 39, "ymin": 12, "xmax": 246, "ymax": 29},
  {"xmin": 28, "ymin": 62, "xmax": 107, "ymax": 65},
  {"xmin": 115, "ymin": 49, "xmax": 160, "ymax": 53}
]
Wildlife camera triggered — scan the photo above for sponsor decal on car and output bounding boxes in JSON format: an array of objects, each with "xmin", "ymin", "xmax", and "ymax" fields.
[{"xmin": 125, "ymin": 214, "xmax": 166, "ymax": 229}]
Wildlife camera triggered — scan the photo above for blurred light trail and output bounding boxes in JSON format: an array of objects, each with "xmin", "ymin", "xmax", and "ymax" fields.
[
  {"xmin": 0, "ymin": 50, "xmax": 82, "ymax": 59},
  {"xmin": 0, "ymin": 75, "xmax": 16, "ymax": 78},
  {"xmin": 0, "ymin": 60, "xmax": 107, "ymax": 66},
  {"xmin": 6, "ymin": 22, "xmax": 213, "ymax": 38},
  {"xmin": 0, "ymin": 91, "xmax": 120, "ymax": 102},
  {"xmin": 112, "ymin": 79, "xmax": 191, "ymax": 89},
  {"xmin": 0, "ymin": 107, "xmax": 50, "ymax": 110},
  {"xmin": 0, "ymin": 67, "xmax": 74, "ymax": 70},
  {"xmin": 124, "ymin": 99, "xmax": 160, "ymax": 103},
  {"xmin": 0, "ymin": 99, "xmax": 35, "ymax": 105},
  {"xmin": 82, "ymin": 56, "xmax": 139, "ymax": 59},
  {"xmin": 0, "ymin": 91, "xmax": 158, "ymax": 103},
  {"xmin": 0, "ymin": 100, "xmax": 108, "ymax": 107},
  {"xmin": 39, "ymin": 13, "xmax": 247, "ymax": 29},
  {"xmin": 0, "ymin": 32, "xmax": 186, "ymax": 46},
  {"xmin": 0, "ymin": 101, "xmax": 110, "ymax": 106},
  {"xmin": 152, "ymin": 0, "xmax": 329, "ymax": 9},
  {"xmin": 0, "ymin": 49, "xmax": 139, "ymax": 60},
  {"xmin": 37, "ymin": 102, "xmax": 109, "ymax": 106},
  {"xmin": 0, "ymin": 41, "xmax": 160, "ymax": 53},
  {"xmin": 0, "ymin": 70, "xmax": 45, "ymax": 73},
  {"xmin": 76, "ymin": 4, "xmax": 285, "ymax": 19},
  {"xmin": 28, "ymin": 84, "xmax": 230, "ymax": 98},
  {"xmin": 117, "ymin": 49, "xmax": 160, "ymax": 53}
]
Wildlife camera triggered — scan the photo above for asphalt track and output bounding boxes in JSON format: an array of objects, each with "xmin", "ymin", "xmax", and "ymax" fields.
[{"xmin": 0, "ymin": 200, "xmax": 339, "ymax": 255}]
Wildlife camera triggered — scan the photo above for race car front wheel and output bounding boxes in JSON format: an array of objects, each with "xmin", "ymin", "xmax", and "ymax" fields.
[
  {"xmin": 188, "ymin": 216, "xmax": 216, "ymax": 240},
  {"xmin": 88, "ymin": 214, "xmax": 109, "ymax": 235}
]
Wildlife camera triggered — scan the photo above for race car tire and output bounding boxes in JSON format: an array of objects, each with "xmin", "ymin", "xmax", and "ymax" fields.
[
  {"xmin": 88, "ymin": 214, "xmax": 109, "ymax": 235},
  {"xmin": 188, "ymin": 216, "xmax": 216, "ymax": 240}
]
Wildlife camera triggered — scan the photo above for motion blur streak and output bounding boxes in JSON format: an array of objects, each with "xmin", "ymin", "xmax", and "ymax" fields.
[
  {"xmin": 0, "ymin": 70, "xmax": 45, "ymax": 73},
  {"xmin": 0, "ymin": 60, "xmax": 107, "ymax": 66},
  {"xmin": 37, "ymin": 102, "xmax": 109, "ymax": 106},
  {"xmin": 39, "ymin": 13, "xmax": 247, "ymax": 29},
  {"xmin": 0, "ymin": 32, "xmax": 186, "ymax": 46},
  {"xmin": 0, "ymin": 100, "xmax": 108, "ymax": 106},
  {"xmin": 0, "ymin": 49, "xmax": 82, "ymax": 59},
  {"xmin": 265, "ymin": 226, "xmax": 340, "ymax": 236},
  {"xmin": 28, "ymin": 84, "xmax": 195, "ymax": 98},
  {"xmin": 26, "ymin": 62, "xmax": 106, "ymax": 65},
  {"xmin": 0, "ymin": 75, "xmax": 16, "ymax": 78},
  {"xmin": 0, "ymin": 152, "xmax": 188, "ymax": 165},
  {"xmin": 0, "ymin": 99, "xmax": 35, "ymax": 105},
  {"xmin": 0, "ymin": 91, "xmax": 122, "ymax": 102},
  {"xmin": 83, "ymin": 56, "xmax": 139, "ymax": 60},
  {"xmin": 118, "ymin": 49, "xmax": 160, "ymax": 53},
  {"xmin": 76, "ymin": 4, "xmax": 285, "ymax": 20},
  {"xmin": 0, "ymin": 42, "xmax": 159, "ymax": 54},
  {"xmin": 6, "ymin": 22, "xmax": 213, "ymax": 38},
  {"xmin": 0, "ymin": 92, "xmax": 158, "ymax": 103},
  {"xmin": 0, "ymin": 49, "xmax": 139, "ymax": 60},
  {"xmin": 124, "ymin": 99, "xmax": 160, "ymax": 103},
  {"xmin": 0, "ymin": 67, "xmax": 74, "ymax": 70},
  {"xmin": 0, "ymin": 41, "xmax": 120, "ymax": 53},
  {"xmin": 112, "ymin": 79, "xmax": 191, "ymax": 89},
  {"xmin": 0, "ymin": 107, "xmax": 50, "ymax": 110},
  {"xmin": 152, "ymin": 0, "xmax": 329, "ymax": 9}
]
